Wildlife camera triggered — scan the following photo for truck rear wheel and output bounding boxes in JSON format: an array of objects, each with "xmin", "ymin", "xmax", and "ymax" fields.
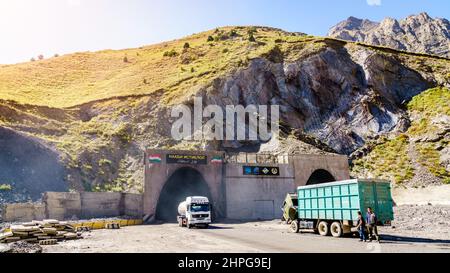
[
  {"xmin": 330, "ymin": 222, "xmax": 343, "ymax": 238},
  {"xmin": 289, "ymin": 220, "xmax": 299, "ymax": 233},
  {"xmin": 318, "ymin": 221, "xmax": 329, "ymax": 236}
]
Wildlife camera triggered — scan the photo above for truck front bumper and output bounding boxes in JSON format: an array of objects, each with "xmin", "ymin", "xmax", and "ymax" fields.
[{"xmin": 190, "ymin": 219, "xmax": 211, "ymax": 225}]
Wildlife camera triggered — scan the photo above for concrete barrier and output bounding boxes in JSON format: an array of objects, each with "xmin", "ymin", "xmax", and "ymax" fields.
[
  {"xmin": 1, "ymin": 192, "xmax": 144, "ymax": 222},
  {"xmin": 123, "ymin": 193, "xmax": 144, "ymax": 217},
  {"xmin": 1, "ymin": 203, "xmax": 46, "ymax": 222},
  {"xmin": 43, "ymin": 192, "xmax": 81, "ymax": 220},
  {"xmin": 80, "ymin": 192, "xmax": 123, "ymax": 219}
]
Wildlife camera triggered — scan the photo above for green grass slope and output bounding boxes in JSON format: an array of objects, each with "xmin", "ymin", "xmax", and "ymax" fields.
[{"xmin": 352, "ymin": 87, "xmax": 450, "ymax": 184}]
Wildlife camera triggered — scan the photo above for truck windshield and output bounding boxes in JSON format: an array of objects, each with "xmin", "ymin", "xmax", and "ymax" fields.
[{"xmin": 190, "ymin": 204, "xmax": 209, "ymax": 212}]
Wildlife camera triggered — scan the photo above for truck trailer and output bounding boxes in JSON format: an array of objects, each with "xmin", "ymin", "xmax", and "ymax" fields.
[
  {"xmin": 177, "ymin": 196, "xmax": 212, "ymax": 229},
  {"xmin": 288, "ymin": 179, "xmax": 394, "ymax": 237}
]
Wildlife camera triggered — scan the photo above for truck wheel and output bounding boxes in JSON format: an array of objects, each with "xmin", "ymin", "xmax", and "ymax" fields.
[
  {"xmin": 330, "ymin": 222, "xmax": 343, "ymax": 238},
  {"xmin": 318, "ymin": 221, "xmax": 329, "ymax": 236},
  {"xmin": 289, "ymin": 220, "xmax": 299, "ymax": 233}
]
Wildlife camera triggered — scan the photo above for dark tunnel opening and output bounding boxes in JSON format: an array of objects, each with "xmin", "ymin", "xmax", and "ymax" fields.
[
  {"xmin": 306, "ymin": 169, "xmax": 336, "ymax": 185},
  {"xmin": 156, "ymin": 167, "xmax": 212, "ymax": 222}
]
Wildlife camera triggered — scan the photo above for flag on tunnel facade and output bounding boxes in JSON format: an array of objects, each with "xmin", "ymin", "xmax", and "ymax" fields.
[
  {"xmin": 210, "ymin": 156, "xmax": 223, "ymax": 164},
  {"xmin": 148, "ymin": 154, "xmax": 162, "ymax": 163}
]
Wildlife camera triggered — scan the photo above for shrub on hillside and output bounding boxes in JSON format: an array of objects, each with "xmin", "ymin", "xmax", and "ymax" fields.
[
  {"xmin": 163, "ymin": 49, "xmax": 178, "ymax": 57},
  {"xmin": 247, "ymin": 27, "xmax": 257, "ymax": 35},
  {"xmin": 229, "ymin": 29, "xmax": 238, "ymax": 37},
  {"xmin": 0, "ymin": 184, "xmax": 12, "ymax": 191},
  {"xmin": 262, "ymin": 45, "xmax": 284, "ymax": 63},
  {"xmin": 112, "ymin": 124, "xmax": 133, "ymax": 144},
  {"xmin": 248, "ymin": 33, "xmax": 256, "ymax": 42}
]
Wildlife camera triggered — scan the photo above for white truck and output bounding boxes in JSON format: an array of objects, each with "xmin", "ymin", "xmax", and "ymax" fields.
[{"xmin": 177, "ymin": 196, "xmax": 211, "ymax": 229}]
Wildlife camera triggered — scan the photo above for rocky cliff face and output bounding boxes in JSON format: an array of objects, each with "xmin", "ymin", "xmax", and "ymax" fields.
[
  {"xmin": 328, "ymin": 13, "xmax": 450, "ymax": 58},
  {"xmin": 199, "ymin": 45, "xmax": 434, "ymax": 155}
]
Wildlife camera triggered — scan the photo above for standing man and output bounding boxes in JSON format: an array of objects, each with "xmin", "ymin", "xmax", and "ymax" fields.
[
  {"xmin": 366, "ymin": 207, "xmax": 380, "ymax": 242},
  {"xmin": 356, "ymin": 211, "xmax": 367, "ymax": 242}
]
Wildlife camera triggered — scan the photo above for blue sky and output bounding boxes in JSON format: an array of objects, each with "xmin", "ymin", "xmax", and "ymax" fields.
[{"xmin": 0, "ymin": 0, "xmax": 448, "ymax": 64}]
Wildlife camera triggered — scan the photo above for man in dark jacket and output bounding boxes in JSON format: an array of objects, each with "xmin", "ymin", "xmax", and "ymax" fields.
[
  {"xmin": 356, "ymin": 211, "xmax": 367, "ymax": 242},
  {"xmin": 366, "ymin": 207, "xmax": 380, "ymax": 242}
]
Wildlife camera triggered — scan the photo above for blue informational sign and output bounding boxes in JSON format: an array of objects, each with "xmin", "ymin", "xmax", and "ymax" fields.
[
  {"xmin": 244, "ymin": 166, "xmax": 253, "ymax": 175},
  {"xmin": 243, "ymin": 166, "xmax": 280, "ymax": 176}
]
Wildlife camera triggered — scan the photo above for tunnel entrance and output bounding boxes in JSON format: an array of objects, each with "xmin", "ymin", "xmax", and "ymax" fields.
[
  {"xmin": 306, "ymin": 169, "xmax": 335, "ymax": 185},
  {"xmin": 155, "ymin": 167, "xmax": 212, "ymax": 222}
]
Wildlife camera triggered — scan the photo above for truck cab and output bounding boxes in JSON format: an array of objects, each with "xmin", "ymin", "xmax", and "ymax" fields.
[
  {"xmin": 177, "ymin": 196, "xmax": 212, "ymax": 229},
  {"xmin": 281, "ymin": 192, "xmax": 298, "ymax": 224}
]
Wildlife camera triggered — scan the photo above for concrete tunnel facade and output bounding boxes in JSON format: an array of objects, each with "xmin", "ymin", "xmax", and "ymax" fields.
[{"xmin": 143, "ymin": 150, "xmax": 350, "ymax": 221}]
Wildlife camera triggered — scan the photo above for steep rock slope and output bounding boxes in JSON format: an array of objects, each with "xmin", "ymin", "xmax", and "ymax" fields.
[
  {"xmin": 328, "ymin": 13, "xmax": 450, "ymax": 58},
  {"xmin": 351, "ymin": 87, "xmax": 450, "ymax": 185}
]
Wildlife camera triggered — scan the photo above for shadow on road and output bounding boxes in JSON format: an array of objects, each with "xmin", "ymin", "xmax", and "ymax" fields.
[
  {"xmin": 206, "ymin": 225, "xmax": 234, "ymax": 230},
  {"xmin": 144, "ymin": 221, "xmax": 234, "ymax": 230},
  {"xmin": 217, "ymin": 219, "xmax": 280, "ymax": 225},
  {"xmin": 380, "ymin": 235, "xmax": 450, "ymax": 245}
]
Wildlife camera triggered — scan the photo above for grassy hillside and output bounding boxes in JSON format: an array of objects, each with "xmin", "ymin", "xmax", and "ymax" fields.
[
  {"xmin": 351, "ymin": 87, "xmax": 450, "ymax": 185},
  {"xmin": 2, "ymin": 26, "xmax": 447, "ymax": 108},
  {"xmin": 0, "ymin": 27, "xmax": 323, "ymax": 108}
]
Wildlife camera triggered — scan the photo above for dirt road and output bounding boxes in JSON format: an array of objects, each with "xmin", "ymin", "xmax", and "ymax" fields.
[{"xmin": 44, "ymin": 221, "xmax": 450, "ymax": 253}]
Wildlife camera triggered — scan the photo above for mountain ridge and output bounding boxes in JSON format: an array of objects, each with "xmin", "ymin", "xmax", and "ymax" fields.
[{"xmin": 328, "ymin": 12, "xmax": 450, "ymax": 58}]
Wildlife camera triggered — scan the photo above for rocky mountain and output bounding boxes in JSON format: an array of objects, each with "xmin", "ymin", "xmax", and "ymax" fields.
[
  {"xmin": 0, "ymin": 26, "xmax": 449, "ymax": 202},
  {"xmin": 328, "ymin": 13, "xmax": 450, "ymax": 58}
]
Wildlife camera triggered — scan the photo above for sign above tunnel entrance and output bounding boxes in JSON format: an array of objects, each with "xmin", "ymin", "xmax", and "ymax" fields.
[
  {"xmin": 166, "ymin": 154, "xmax": 208, "ymax": 165},
  {"xmin": 243, "ymin": 166, "xmax": 280, "ymax": 176}
]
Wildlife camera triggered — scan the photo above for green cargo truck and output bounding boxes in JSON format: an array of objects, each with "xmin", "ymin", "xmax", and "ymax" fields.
[{"xmin": 289, "ymin": 179, "xmax": 394, "ymax": 237}]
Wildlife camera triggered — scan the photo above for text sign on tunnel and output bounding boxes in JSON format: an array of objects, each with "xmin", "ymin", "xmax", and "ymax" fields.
[
  {"xmin": 166, "ymin": 154, "xmax": 207, "ymax": 165},
  {"xmin": 243, "ymin": 166, "xmax": 280, "ymax": 176}
]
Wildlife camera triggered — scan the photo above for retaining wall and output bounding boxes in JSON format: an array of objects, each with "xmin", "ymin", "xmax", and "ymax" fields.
[
  {"xmin": 2, "ymin": 192, "xmax": 144, "ymax": 222},
  {"xmin": 1, "ymin": 203, "xmax": 46, "ymax": 222}
]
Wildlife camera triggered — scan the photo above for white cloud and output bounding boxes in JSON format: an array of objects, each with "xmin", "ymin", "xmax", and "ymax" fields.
[{"xmin": 367, "ymin": 0, "xmax": 382, "ymax": 6}]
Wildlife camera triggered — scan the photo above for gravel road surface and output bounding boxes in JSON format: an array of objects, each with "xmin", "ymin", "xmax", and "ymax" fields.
[{"xmin": 43, "ymin": 220, "xmax": 450, "ymax": 253}]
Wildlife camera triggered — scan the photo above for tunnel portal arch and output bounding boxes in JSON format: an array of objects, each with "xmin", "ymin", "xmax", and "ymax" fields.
[
  {"xmin": 306, "ymin": 169, "xmax": 336, "ymax": 185},
  {"xmin": 155, "ymin": 167, "xmax": 212, "ymax": 222}
]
